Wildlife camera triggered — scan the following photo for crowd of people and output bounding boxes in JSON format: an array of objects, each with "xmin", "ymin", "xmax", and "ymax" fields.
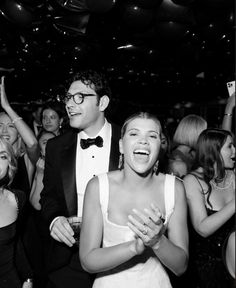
[{"xmin": 0, "ymin": 70, "xmax": 235, "ymax": 288}]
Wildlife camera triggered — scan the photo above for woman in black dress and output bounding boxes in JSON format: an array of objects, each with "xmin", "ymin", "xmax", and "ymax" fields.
[
  {"xmin": 184, "ymin": 128, "xmax": 235, "ymax": 288},
  {"xmin": 0, "ymin": 136, "xmax": 33, "ymax": 287}
]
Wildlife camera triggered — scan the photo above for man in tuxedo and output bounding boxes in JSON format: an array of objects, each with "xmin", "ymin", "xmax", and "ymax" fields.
[{"xmin": 40, "ymin": 69, "xmax": 120, "ymax": 288}]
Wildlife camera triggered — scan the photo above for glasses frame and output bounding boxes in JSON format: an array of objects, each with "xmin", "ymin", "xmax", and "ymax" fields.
[{"xmin": 62, "ymin": 92, "xmax": 97, "ymax": 105}]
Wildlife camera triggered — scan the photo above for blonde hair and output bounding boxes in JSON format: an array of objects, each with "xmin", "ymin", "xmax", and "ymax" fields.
[
  {"xmin": 121, "ymin": 111, "xmax": 162, "ymax": 138},
  {"xmin": 0, "ymin": 136, "xmax": 17, "ymax": 186},
  {"xmin": 173, "ymin": 114, "xmax": 207, "ymax": 149},
  {"xmin": 0, "ymin": 112, "xmax": 23, "ymax": 158}
]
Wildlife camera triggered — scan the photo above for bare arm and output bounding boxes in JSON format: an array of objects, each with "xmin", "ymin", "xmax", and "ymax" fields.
[
  {"xmin": 184, "ymin": 174, "xmax": 235, "ymax": 237},
  {"xmin": 222, "ymin": 92, "xmax": 235, "ymax": 132},
  {"xmin": 29, "ymin": 165, "xmax": 44, "ymax": 210},
  {"xmin": 156, "ymin": 179, "xmax": 189, "ymax": 275},
  {"xmin": 0, "ymin": 76, "xmax": 39, "ymax": 164},
  {"xmin": 80, "ymin": 177, "xmax": 144, "ymax": 273},
  {"xmin": 225, "ymin": 231, "xmax": 235, "ymax": 279}
]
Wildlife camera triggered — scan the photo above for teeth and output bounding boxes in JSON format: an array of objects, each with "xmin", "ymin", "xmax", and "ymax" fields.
[
  {"xmin": 134, "ymin": 149, "xmax": 149, "ymax": 155},
  {"xmin": 2, "ymin": 136, "xmax": 10, "ymax": 140}
]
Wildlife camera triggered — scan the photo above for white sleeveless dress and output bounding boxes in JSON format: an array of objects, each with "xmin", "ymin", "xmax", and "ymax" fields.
[{"xmin": 93, "ymin": 173, "xmax": 176, "ymax": 288}]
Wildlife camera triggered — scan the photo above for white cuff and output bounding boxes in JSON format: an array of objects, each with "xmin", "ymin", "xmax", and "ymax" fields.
[{"xmin": 49, "ymin": 216, "xmax": 61, "ymax": 231}]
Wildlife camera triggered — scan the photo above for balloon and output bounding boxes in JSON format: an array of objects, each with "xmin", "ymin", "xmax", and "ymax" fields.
[
  {"xmin": 194, "ymin": 5, "xmax": 234, "ymax": 26},
  {"xmin": 51, "ymin": 0, "xmax": 89, "ymax": 12},
  {"xmin": 199, "ymin": 22, "xmax": 225, "ymax": 45},
  {"xmin": 86, "ymin": 0, "xmax": 117, "ymax": 13},
  {"xmin": 175, "ymin": 40, "xmax": 200, "ymax": 75},
  {"xmin": 155, "ymin": 21, "xmax": 189, "ymax": 44},
  {"xmin": 144, "ymin": 48, "xmax": 162, "ymax": 70},
  {"xmin": 119, "ymin": 2, "xmax": 154, "ymax": 31},
  {"xmin": 196, "ymin": 0, "xmax": 233, "ymax": 9},
  {"xmin": 18, "ymin": 0, "xmax": 45, "ymax": 8},
  {"xmin": 156, "ymin": 0, "xmax": 195, "ymax": 24},
  {"xmin": 226, "ymin": 10, "xmax": 234, "ymax": 28},
  {"xmin": 171, "ymin": 0, "xmax": 195, "ymax": 5},
  {"xmin": 114, "ymin": 43, "xmax": 146, "ymax": 68},
  {"xmin": 52, "ymin": 13, "xmax": 90, "ymax": 37},
  {"xmin": 61, "ymin": 40, "xmax": 104, "ymax": 70},
  {"xmin": 134, "ymin": 0, "xmax": 163, "ymax": 9},
  {"xmin": 0, "ymin": 0, "xmax": 34, "ymax": 26}
]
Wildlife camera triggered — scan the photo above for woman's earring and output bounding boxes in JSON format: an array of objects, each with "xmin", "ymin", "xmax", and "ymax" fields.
[
  {"xmin": 153, "ymin": 161, "xmax": 159, "ymax": 175},
  {"xmin": 118, "ymin": 154, "xmax": 124, "ymax": 170}
]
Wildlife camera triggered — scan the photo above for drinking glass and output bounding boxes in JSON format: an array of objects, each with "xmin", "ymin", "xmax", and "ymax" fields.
[{"xmin": 68, "ymin": 216, "xmax": 82, "ymax": 247}]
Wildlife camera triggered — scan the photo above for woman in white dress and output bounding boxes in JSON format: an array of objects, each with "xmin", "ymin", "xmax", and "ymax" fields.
[{"xmin": 80, "ymin": 112, "xmax": 189, "ymax": 288}]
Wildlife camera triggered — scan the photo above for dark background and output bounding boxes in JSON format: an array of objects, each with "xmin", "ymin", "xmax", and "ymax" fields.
[{"xmin": 0, "ymin": 0, "xmax": 235, "ymax": 125}]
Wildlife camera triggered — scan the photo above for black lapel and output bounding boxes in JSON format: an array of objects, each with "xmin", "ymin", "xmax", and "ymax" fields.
[
  {"xmin": 109, "ymin": 123, "xmax": 121, "ymax": 171},
  {"xmin": 61, "ymin": 131, "xmax": 78, "ymax": 215}
]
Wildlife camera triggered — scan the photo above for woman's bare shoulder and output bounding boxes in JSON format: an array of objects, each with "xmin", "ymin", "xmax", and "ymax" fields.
[{"xmin": 2, "ymin": 189, "xmax": 18, "ymax": 207}]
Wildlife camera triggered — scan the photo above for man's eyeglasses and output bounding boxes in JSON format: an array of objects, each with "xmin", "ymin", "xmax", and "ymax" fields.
[{"xmin": 60, "ymin": 92, "xmax": 97, "ymax": 105}]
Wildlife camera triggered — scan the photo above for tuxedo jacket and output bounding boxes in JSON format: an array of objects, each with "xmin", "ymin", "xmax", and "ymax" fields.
[{"xmin": 40, "ymin": 123, "xmax": 120, "ymax": 273}]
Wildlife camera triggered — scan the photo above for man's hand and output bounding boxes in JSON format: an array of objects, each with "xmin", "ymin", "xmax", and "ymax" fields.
[{"xmin": 50, "ymin": 216, "xmax": 75, "ymax": 247}]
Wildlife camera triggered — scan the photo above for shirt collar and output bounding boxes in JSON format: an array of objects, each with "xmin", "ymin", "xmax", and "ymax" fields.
[{"xmin": 78, "ymin": 119, "xmax": 111, "ymax": 144}]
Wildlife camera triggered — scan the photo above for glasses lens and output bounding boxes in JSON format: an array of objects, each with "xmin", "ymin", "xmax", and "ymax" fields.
[{"xmin": 73, "ymin": 93, "xmax": 83, "ymax": 104}]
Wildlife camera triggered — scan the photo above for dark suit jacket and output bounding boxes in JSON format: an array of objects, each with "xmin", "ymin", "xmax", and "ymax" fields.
[{"xmin": 40, "ymin": 123, "xmax": 120, "ymax": 273}]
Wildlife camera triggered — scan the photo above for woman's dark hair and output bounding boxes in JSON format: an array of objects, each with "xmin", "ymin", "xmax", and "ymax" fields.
[
  {"xmin": 192, "ymin": 128, "xmax": 233, "ymax": 207},
  {"xmin": 40, "ymin": 101, "xmax": 68, "ymax": 134},
  {"xmin": 40, "ymin": 101, "xmax": 65, "ymax": 122},
  {"xmin": 159, "ymin": 123, "xmax": 171, "ymax": 173}
]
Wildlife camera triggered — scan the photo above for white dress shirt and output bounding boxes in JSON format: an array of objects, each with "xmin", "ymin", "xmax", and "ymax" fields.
[{"xmin": 76, "ymin": 120, "xmax": 111, "ymax": 217}]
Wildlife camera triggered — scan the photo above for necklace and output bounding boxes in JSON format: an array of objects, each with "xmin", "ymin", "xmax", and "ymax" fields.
[{"xmin": 212, "ymin": 171, "xmax": 229, "ymax": 188}]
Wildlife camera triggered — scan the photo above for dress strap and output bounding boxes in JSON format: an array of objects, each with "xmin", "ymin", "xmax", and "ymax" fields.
[
  {"xmin": 189, "ymin": 173, "xmax": 205, "ymax": 194},
  {"xmin": 98, "ymin": 173, "xmax": 109, "ymax": 214},
  {"xmin": 164, "ymin": 174, "xmax": 175, "ymax": 224}
]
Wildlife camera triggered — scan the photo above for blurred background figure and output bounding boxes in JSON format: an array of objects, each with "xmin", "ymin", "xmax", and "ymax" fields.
[
  {"xmin": 30, "ymin": 104, "xmax": 43, "ymax": 137},
  {"xmin": 29, "ymin": 129, "xmax": 56, "ymax": 288},
  {"xmin": 168, "ymin": 114, "xmax": 207, "ymax": 179},
  {"xmin": 30, "ymin": 130, "xmax": 56, "ymax": 210},
  {"xmin": 41, "ymin": 101, "xmax": 67, "ymax": 136}
]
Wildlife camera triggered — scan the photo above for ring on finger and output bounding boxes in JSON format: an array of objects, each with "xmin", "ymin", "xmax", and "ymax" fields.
[
  {"xmin": 155, "ymin": 219, "xmax": 162, "ymax": 225},
  {"xmin": 141, "ymin": 226, "xmax": 148, "ymax": 235}
]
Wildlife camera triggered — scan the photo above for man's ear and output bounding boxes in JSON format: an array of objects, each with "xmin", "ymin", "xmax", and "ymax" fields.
[{"xmin": 99, "ymin": 95, "xmax": 110, "ymax": 112}]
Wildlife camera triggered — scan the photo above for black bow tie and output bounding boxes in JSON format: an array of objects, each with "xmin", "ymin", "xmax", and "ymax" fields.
[{"xmin": 80, "ymin": 136, "xmax": 103, "ymax": 149}]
